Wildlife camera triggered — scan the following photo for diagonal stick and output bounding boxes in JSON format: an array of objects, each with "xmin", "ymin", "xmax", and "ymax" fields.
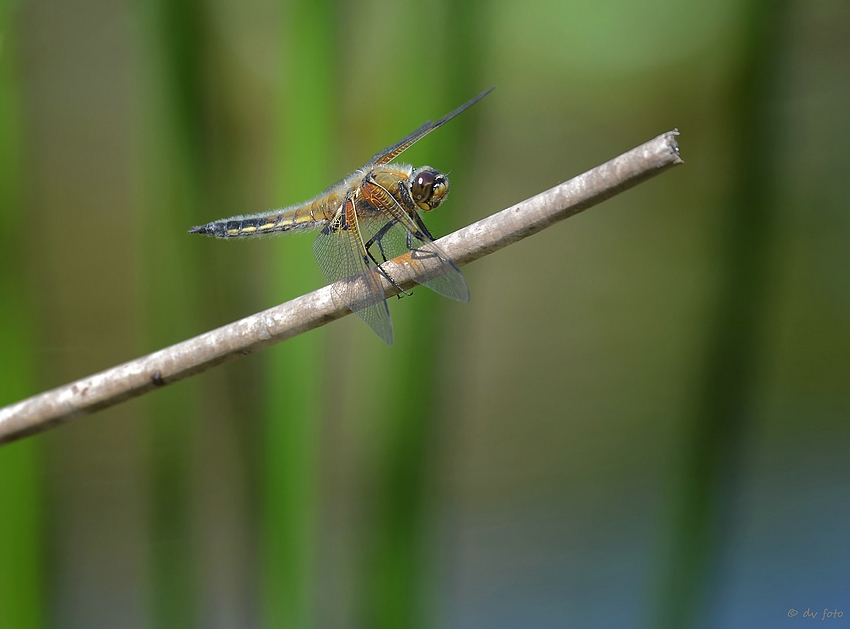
[{"xmin": 0, "ymin": 130, "xmax": 682, "ymax": 445}]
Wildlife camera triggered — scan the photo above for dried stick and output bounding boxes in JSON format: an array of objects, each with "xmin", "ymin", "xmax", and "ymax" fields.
[{"xmin": 0, "ymin": 130, "xmax": 682, "ymax": 445}]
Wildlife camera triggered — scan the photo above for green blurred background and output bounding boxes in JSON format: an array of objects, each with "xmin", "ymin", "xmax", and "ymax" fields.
[{"xmin": 1, "ymin": 0, "xmax": 849, "ymax": 627}]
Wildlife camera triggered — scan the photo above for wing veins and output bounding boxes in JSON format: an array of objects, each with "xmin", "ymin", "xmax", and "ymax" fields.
[{"xmin": 367, "ymin": 87, "xmax": 494, "ymax": 166}]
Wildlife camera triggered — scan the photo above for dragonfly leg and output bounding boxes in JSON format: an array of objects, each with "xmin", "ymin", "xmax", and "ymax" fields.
[
  {"xmin": 363, "ymin": 219, "xmax": 413, "ymax": 297},
  {"xmin": 364, "ymin": 250, "xmax": 413, "ymax": 298},
  {"xmin": 413, "ymin": 212, "xmax": 436, "ymax": 241},
  {"xmin": 406, "ymin": 214, "xmax": 442, "ymax": 263},
  {"xmin": 364, "ymin": 220, "xmax": 397, "ymax": 262}
]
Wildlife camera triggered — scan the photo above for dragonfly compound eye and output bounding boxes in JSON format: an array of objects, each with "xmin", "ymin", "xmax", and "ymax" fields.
[
  {"xmin": 411, "ymin": 168, "xmax": 450, "ymax": 211},
  {"xmin": 412, "ymin": 170, "xmax": 436, "ymax": 203}
]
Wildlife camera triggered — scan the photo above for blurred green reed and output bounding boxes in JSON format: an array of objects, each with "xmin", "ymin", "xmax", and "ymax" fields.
[
  {"xmin": 652, "ymin": 2, "xmax": 791, "ymax": 626},
  {"xmin": 344, "ymin": 2, "xmax": 490, "ymax": 627},
  {"xmin": 262, "ymin": 1, "xmax": 333, "ymax": 627},
  {"xmin": 0, "ymin": 3, "xmax": 44, "ymax": 628},
  {"xmin": 261, "ymin": 0, "xmax": 492, "ymax": 625},
  {"xmin": 137, "ymin": 0, "xmax": 208, "ymax": 626}
]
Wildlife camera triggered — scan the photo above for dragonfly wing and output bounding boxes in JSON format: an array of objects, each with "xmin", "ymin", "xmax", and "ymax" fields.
[
  {"xmin": 357, "ymin": 190, "xmax": 469, "ymax": 303},
  {"xmin": 313, "ymin": 199, "xmax": 393, "ymax": 345},
  {"xmin": 408, "ymin": 211, "xmax": 469, "ymax": 301},
  {"xmin": 367, "ymin": 87, "xmax": 494, "ymax": 166},
  {"xmin": 416, "ymin": 252, "xmax": 469, "ymax": 302}
]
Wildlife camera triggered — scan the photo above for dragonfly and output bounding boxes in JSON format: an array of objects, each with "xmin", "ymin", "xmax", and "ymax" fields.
[{"xmin": 189, "ymin": 87, "xmax": 493, "ymax": 345}]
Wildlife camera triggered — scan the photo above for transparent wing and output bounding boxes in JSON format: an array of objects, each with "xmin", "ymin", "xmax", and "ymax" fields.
[
  {"xmin": 367, "ymin": 88, "xmax": 494, "ymax": 166},
  {"xmin": 312, "ymin": 199, "xmax": 393, "ymax": 345},
  {"xmin": 357, "ymin": 187, "xmax": 469, "ymax": 302},
  {"xmin": 360, "ymin": 214, "xmax": 469, "ymax": 302}
]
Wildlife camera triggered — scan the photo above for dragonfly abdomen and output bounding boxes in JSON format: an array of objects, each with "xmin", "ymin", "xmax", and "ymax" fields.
[{"xmin": 189, "ymin": 203, "xmax": 332, "ymax": 238}]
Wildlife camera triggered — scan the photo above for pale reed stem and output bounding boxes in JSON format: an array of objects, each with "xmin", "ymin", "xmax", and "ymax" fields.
[{"xmin": 0, "ymin": 130, "xmax": 682, "ymax": 445}]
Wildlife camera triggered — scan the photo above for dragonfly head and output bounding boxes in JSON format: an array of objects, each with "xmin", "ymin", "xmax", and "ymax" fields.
[{"xmin": 409, "ymin": 166, "xmax": 450, "ymax": 211}]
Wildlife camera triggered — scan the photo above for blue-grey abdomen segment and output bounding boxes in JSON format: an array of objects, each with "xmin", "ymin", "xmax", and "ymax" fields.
[
  {"xmin": 189, "ymin": 215, "xmax": 292, "ymax": 238},
  {"xmin": 188, "ymin": 198, "xmax": 337, "ymax": 238}
]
